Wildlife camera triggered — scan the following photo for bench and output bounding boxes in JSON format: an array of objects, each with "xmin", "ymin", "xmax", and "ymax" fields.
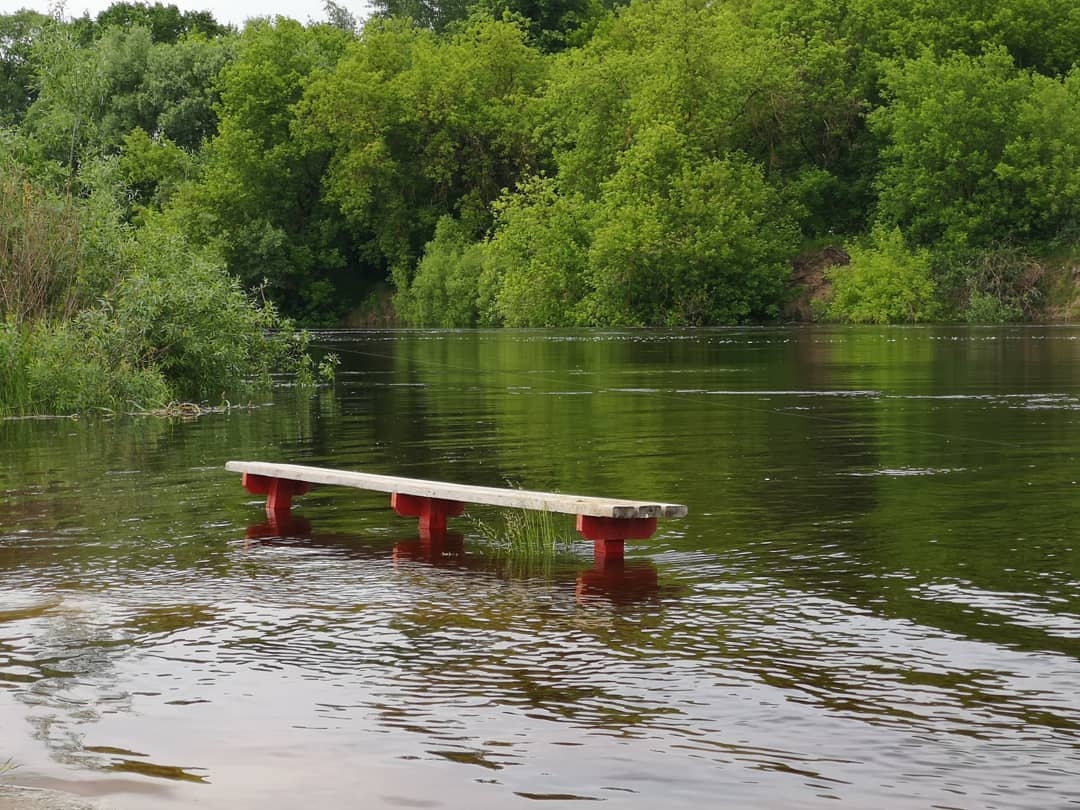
[{"xmin": 226, "ymin": 461, "xmax": 687, "ymax": 560}]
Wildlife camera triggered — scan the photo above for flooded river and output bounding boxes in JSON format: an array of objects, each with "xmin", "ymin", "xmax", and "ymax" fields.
[{"xmin": 1, "ymin": 327, "xmax": 1079, "ymax": 808}]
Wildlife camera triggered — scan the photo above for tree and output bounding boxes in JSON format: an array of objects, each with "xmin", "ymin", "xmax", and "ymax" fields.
[
  {"xmin": 299, "ymin": 15, "xmax": 546, "ymax": 297},
  {"xmin": 871, "ymin": 48, "xmax": 1080, "ymax": 251},
  {"xmin": 585, "ymin": 133, "xmax": 799, "ymax": 325},
  {"xmin": 399, "ymin": 215, "xmax": 488, "ymax": 326},
  {"xmin": 0, "ymin": 10, "xmax": 49, "ymax": 125},
  {"xmin": 473, "ymin": 0, "xmax": 611, "ymax": 52},
  {"xmin": 21, "ymin": 20, "xmax": 232, "ymax": 175},
  {"xmin": 22, "ymin": 22, "xmax": 110, "ymax": 174},
  {"xmin": 748, "ymin": 0, "xmax": 1080, "ymax": 77},
  {"xmin": 480, "ymin": 0, "xmax": 803, "ymax": 326},
  {"xmin": 367, "ymin": 0, "xmax": 473, "ymax": 33},
  {"xmin": 323, "ymin": 1, "xmax": 358, "ymax": 33},
  {"xmin": 482, "ymin": 175, "xmax": 594, "ymax": 326},
  {"xmin": 89, "ymin": 2, "xmax": 230, "ymax": 43},
  {"xmin": 167, "ymin": 18, "xmax": 355, "ymax": 322}
]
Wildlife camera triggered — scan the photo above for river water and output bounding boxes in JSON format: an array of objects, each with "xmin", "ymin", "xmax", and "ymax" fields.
[{"xmin": 1, "ymin": 327, "xmax": 1078, "ymax": 809}]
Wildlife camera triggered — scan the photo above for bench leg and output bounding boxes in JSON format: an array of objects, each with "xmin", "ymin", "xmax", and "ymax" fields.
[
  {"xmin": 391, "ymin": 493, "xmax": 465, "ymax": 535},
  {"xmin": 241, "ymin": 473, "xmax": 313, "ymax": 520},
  {"xmin": 575, "ymin": 515, "xmax": 658, "ymax": 563}
]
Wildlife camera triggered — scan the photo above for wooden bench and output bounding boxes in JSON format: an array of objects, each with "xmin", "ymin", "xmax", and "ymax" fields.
[{"xmin": 226, "ymin": 461, "xmax": 687, "ymax": 560}]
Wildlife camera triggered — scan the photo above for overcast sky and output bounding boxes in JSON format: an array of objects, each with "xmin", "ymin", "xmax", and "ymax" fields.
[{"xmin": 0, "ymin": 0, "xmax": 373, "ymax": 28}]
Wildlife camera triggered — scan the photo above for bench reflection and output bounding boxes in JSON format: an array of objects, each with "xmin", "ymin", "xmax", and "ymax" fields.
[{"xmin": 243, "ymin": 516, "xmax": 660, "ymax": 604}]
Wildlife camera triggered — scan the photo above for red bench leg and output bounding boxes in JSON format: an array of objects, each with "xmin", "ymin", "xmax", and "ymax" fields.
[
  {"xmin": 391, "ymin": 493, "xmax": 465, "ymax": 536},
  {"xmin": 575, "ymin": 515, "xmax": 658, "ymax": 563},
  {"xmin": 241, "ymin": 473, "xmax": 312, "ymax": 520}
]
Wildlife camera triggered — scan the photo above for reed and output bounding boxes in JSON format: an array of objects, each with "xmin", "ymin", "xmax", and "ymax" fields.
[
  {"xmin": 0, "ymin": 756, "xmax": 17, "ymax": 776},
  {"xmin": 0, "ymin": 170, "xmax": 86, "ymax": 324},
  {"xmin": 0, "ymin": 322, "xmax": 35, "ymax": 414},
  {"xmin": 471, "ymin": 507, "xmax": 576, "ymax": 560}
]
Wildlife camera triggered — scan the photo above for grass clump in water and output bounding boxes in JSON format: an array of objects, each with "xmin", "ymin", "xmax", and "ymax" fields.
[{"xmin": 470, "ymin": 507, "xmax": 580, "ymax": 578}]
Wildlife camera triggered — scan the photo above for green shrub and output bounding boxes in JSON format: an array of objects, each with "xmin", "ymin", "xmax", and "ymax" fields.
[
  {"xmin": 584, "ymin": 139, "xmax": 799, "ymax": 326},
  {"xmin": 0, "ymin": 168, "xmax": 84, "ymax": 322},
  {"xmin": 0, "ymin": 320, "xmax": 33, "ymax": 413},
  {"xmin": 399, "ymin": 216, "xmax": 486, "ymax": 327},
  {"xmin": 871, "ymin": 49, "xmax": 1080, "ymax": 251},
  {"xmin": 110, "ymin": 226, "xmax": 296, "ymax": 401},
  {"xmin": 823, "ymin": 226, "xmax": 940, "ymax": 323},
  {"xmin": 482, "ymin": 176, "xmax": 594, "ymax": 327},
  {"xmin": 26, "ymin": 318, "xmax": 171, "ymax": 413}
]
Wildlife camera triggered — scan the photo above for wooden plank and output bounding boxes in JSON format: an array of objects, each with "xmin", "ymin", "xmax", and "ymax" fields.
[{"xmin": 225, "ymin": 461, "xmax": 688, "ymax": 519}]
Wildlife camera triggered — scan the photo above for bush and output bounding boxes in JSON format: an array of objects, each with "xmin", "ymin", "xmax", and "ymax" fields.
[
  {"xmin": 482, "ymin": 176, "xmax": 594, "ymax": 327},
  {"xmin": 399, "ymin": 216, "xmax": 486, "ymax": 327},
  {"xmin": 0, "ymin": 169, "xmax": 84, "ymax": 322},
  {"xmin": 585, "ymin": 139, "xmax": 799, "ymax": 325},
  {"xmin": 871, "ymin": 49, "xmax": 1080, "ymax": 251},
  {"xmin": 110, "ymin": 225, "xmax": 298, "ymax": 401},
  {"xmin": 823, "ymin": 226, "xmax": 940, "ymax": 323}
]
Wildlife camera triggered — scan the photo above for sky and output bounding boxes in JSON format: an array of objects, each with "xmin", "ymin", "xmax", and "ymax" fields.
[{"xmin": 0, "ymin": 0, "xmax": 373, "ymax": 28}]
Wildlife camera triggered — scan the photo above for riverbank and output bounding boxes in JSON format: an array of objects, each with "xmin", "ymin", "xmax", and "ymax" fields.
[{"xmin": 786, "ymin": 245, "xmax": 1080, "ymax": 323}]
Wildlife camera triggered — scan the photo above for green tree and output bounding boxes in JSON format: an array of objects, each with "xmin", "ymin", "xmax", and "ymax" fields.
[
  {"xmin": 584, "ymin": 131, "xmax": 799, "ymax": 325},
  {"xmin": 871, "ymin": 48, "xmax": 1080, "ymax": 252},
  {"xmin": 299, "ymin": 14, "xmax": 545, "ymax": 299},
  {"xmin": 0, "ymin": 10, "xmax": 49, "ymax": 126},
  {"xmin": 748, "ymin": 0, "xmax": 1080, "ymax": 77},
  {"xmin": 21, "ymin": 21, "xmax": 232, "ymax": 173},
  {"xmin": 20, "ymin": 21, "xmax": 117, "ymax": 177},
  {"xmin": 367, "ymin": 0, "xmax": 473, "ymax": 33},
  {"xmin": 481, "ymin": 0, "xmax": 803, "ymax": 326},
  {"xmin": 473, "ymin": 0, "xmax": 611, "ymax": 52},
  {"xmin": 168, "ymin": 17, "xmax": 354, "ymax": 322},
  {"xmin": 400, "ymin": 215, "xmax": 488, "ymax": 326},
  {"xmin": 115, "ymin": 128, "xmax": 195, "ymax": 222},
  {"xmin": 482, "ymin": 175, "xmax": 594, "ymax": 327},
  {"xmin": 84, "ymin": 2, "xmax": 230, "ymax": 43},
  {"xmin": 540, "ymin": 0, "xmax": 802, "ymax": 197},
  {"xmin": 323, "ymin": 0, "xmax": 359, "ymax": 32}
]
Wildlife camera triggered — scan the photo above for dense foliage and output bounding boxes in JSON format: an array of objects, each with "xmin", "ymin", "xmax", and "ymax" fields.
[
  {"xmin": 1, "ymin": 0, "xmax": 1079, "ymax": 351},
  {"xmin": 0, "ymin": 159, "xmax": 318, "ymax": 415}
]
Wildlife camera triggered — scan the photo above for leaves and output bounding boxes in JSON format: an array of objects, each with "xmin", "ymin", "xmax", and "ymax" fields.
[{"xmin": 872, "ymin": 48, "xmax": 1080, "ymax": 251}]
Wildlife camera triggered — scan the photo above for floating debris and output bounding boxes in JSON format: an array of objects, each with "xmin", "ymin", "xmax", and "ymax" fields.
[{"xmin": 129, "ymin": 401, "xmax": 260, "ymax": 419}]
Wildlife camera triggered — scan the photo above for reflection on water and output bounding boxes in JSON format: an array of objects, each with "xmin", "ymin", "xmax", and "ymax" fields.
[{"xmin": 2, "ymin": 327, "xmax": 1080, "ymax": 809}]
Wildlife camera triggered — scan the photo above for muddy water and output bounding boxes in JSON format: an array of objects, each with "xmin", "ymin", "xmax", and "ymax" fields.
[{"xmin": 1, "ymin": 327, "xmax": 1079, "ymax": 809}]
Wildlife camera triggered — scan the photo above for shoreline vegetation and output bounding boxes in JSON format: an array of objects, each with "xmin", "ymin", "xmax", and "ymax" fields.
[{"xmin": 2, "ymin": 0, "xmax": 1079, "ymax": 414}]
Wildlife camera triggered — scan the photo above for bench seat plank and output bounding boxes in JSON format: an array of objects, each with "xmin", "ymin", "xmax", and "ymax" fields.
[{"xmin": 226, "ymin": 461, "xmax": 687, "ymax": 520}]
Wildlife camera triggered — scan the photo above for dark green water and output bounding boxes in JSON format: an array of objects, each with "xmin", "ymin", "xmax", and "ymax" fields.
[{"xmin": 2, "ymin": 327, "xmax": 1079, "ymax": 809}]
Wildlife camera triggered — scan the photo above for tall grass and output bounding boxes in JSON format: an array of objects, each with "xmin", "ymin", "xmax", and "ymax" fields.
[
  {"xmin": 0, "ymin": 173, "xmax": 85, "ymax": 323},
  {"xmin": 0, "ymin": 322, "xmax": 34, "ymax": 413},
  {"xmin": 0, "ymin": 756, "xmax": 16, "ymax": 776},
  {"xmin": 471, "ymin": 508, "xmax": 579, "ymax": 579}
]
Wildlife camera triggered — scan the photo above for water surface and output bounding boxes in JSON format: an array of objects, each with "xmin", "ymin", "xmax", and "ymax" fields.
[{"xmin": 2, "ymin": 327, "xmax": 1079, "ymax": 808}]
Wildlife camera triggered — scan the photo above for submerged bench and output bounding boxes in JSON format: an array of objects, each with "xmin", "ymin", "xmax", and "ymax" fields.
[{"xmin": 226, "ymin": 461, "xmax": 687, "ymax": 560}]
